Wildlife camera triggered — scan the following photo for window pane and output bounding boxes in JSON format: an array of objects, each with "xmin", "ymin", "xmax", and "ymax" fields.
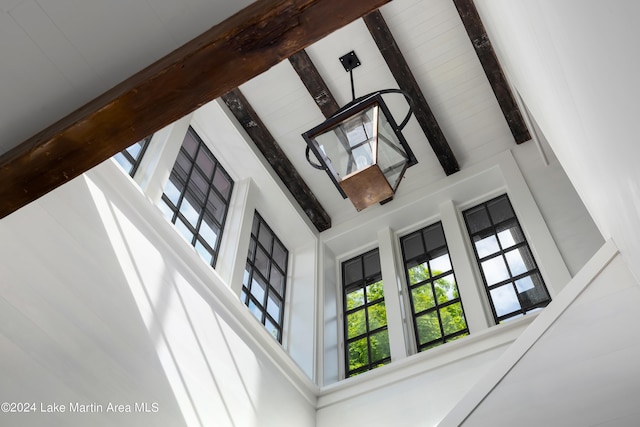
[
  {"xmin": 243, "ymin": 264, "xmax": 251, "ymax": 287},
  {"xmin": 250, "ymin": 274, "xmax": 267, "ymax": 305},
  {"xmin": 175, "ymin": 218, "xmax": 194, "ymax": 243},
  {"xmin": 490, "ymin": 284, "xmax": 520, "ymax": 318},
  {"xmin": 207, "ymin": 190, "xmax": 226, "ymax": 223},
  {"xmin": 423, "ymin": 224, "xmax": 446, "ymax": 254},
  {"xmin": 267, "ymin": 294, "xmax": 282, "ymax": 322},
  {"xmin": 365, "ymin": 280, "xmax": 384, "ymax": 303},
  {"xmin": 481, "ymin": 256, "xmax": 510, "ymax": 285},
  {"xmin": 487, "ymin": 197, "xmax": 515, "ymax": 224},
  {"xmin": 517, "ymin": 274, "xmax": 549, "ymax": 307},
  {"xmin": 213, "ymin": 168, "xmax": 232, "ymax": 200},
  {"xmin": 175, "ymin": 151, "xmax": 193, "ymax": 177},
  {"xmin": 505, "ymin": 247, "xmax": 535, "ymax": 276},
  {"xmin": 496, "ymin": 222, "xmax": 524, "ymax": 249},
  {"xmin": 125, "ymin": 140, "xmax": 143, "ymax": 157},
  {"xmin": 440, "ymin": 302, "xmax": 467, "ymax": 336},
  {"xmin": 182, "ymin": 131, "xmax": 199, "ymax": 158},
  {"xmin": 247, "ymin": 239, "xmax": 256, "ymax": 262},
  {"xmin": 474, "ymin": 234, "xmax": 500, "ymax": 258},
  {"xmin": 195, "ymin": 240, "xmax": 214, "ymax": 265},
  {"xmin": 430, "ymin": 253, "xmax": 452, "ymax": 275},
  {"xmin": 179, "ymin": 194, "xmax": 201, "ymax": 227},
  {"xmin": 434, "ymin": 275, "xmax": 457, "ymax": 303},
  {"xmin": 416, "ymin": 311, "xmax": 442, "ymax": 345},
  {"xmin": 196, "ymin": 148, "xmax": 215, "ymax": 177},
  {"xmin": 408, "ymin": 261, "xmax": 430, "ymax": 285},
  {"xmin": 113, "ymin": 152, "xmax": 133, "ymax": 172},
  {"xmin": 258, "ymin": 224, "xmax": 273, "ymax": 251},
  {"xmin": 465, "ymin": 206, "xmax": 491, "ymax": 234},
  {"xmin": 347, "ymin": 309, "xmax": 366, "ymax": 339},
  {"xmin": 348, "ymin": 338, "xmax": 369, "ymax": 371},
  {"xmin": 199, "ymin": 215, "xmax": 219, "ymax": 248},
  {"xmin": 248, "ymin": 299, "xmax": 262, "ymax": 321},
  {"xmin": 346, "ymin": 288, "xmax": 365, "ymax": 310},
  {"xmin": 191, "ymin": 169, "xmax": 209, "ymax": 205},
  {"xmin": 164, "ymin": 177, "xmax": 182, "ymax": 205},
  {"xmin": 402, "ymin": 232, "xmax": 424, "ymax": 261},
  {"xmin": 344, "ymin": 258, "xmax": 363, "ymax": 286},
  {"xmin": 272, "ymin": 241, "xmax": 287, "ymax": 271},
  {"xmin": 368, "ymin": 301, "xmax": 387, "ymax": 330},
  {"xmin": 363, "ymin": 251, "xmax": 381, "ymax": 277},
  {"xmin": 411, "ymin": 284, "xmax": 435, "ymax": 313},
  {"xmin": 254, "ymin": 246, "xmax": 270, "ymax": 279},
  {"xmin": 270, "ymin": 267, "xmax": 285, "ymax": 296},
  {"xmin": 370, "ymin": 330, "xmax": 390, "ymax": 363},
  {"xmin": 252, "ymin": 215, "xmax": 260, "ymax": 237}
]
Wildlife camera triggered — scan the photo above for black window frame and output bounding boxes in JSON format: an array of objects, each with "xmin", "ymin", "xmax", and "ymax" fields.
[
  {"xmin": 114, "ymin": 135, "xmax": 152, "ymax": 177},
  {"xmin": 158, "ymin": 127, "xmax": 234, "ymax": 268},
  {"xmin": 463, "ymin": 194, "xmax": 551, "ymax": 323},
  {"xmin": 240, "ymin": 211, "xmax": 288, "ymax": 342},
  {"xmin": 400, "ymin": 222, "xmax": 469, "ymax": 353},
  {"xmin": 342, "ymin": 248, "xmax": 391, "ymax": 377}
]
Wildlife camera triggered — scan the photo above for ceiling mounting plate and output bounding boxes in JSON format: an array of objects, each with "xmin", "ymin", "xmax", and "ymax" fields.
[{"xmin": 339, "ymin": 51, "xmax": 361, "ymax": 72}]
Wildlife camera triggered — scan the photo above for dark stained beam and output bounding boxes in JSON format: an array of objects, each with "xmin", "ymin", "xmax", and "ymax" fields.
[
  {"xmin": 452, "ymin": 0, "xmax": 530, "ymax": 144},
  {"xmin": 289, "ymin": 50, "xmax": 341, "ymax": 118},
  {"xmin": 221, "ymin": 88, "xmax": 331, "ymax": 232},
  {"xmin": 0, "ymin": 0, "xmax": 390, "ymax": 220},
  {"xmin": 363, "ymin": 10, "xmax": 460, "ymax": 176}
]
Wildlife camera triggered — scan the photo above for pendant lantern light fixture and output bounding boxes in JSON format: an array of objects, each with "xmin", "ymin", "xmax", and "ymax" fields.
[{"xmin": 302, "ymin": 51, "xmax": 417, "ymax": 211}]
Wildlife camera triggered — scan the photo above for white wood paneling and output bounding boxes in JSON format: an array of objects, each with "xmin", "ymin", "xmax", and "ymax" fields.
[
  {"xmin": 0, "ymin": 0, "xmax": 251, "ymax": 154},
  {"xmin": 445, "ymin": 242, "xmax": 640, "ymax": 427}
]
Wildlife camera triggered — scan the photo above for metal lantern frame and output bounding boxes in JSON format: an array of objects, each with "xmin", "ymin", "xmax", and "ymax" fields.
[{"xmin": 302, "ymin": 88, "xmax": 418, "ymax": 209}]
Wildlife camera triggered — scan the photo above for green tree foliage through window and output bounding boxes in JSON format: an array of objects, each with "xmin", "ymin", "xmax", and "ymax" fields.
[
  {"xmin": 343, "ymin": 250, "xmax": 391, "ymax": 377},
  {"xmin": 401, "ymin": 222, "xmax": 468, "ymax": 352}
]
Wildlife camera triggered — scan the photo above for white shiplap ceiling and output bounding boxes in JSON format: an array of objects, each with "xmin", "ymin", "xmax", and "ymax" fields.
[
  {"xmin": 238, "ymin": 0, "xmax": 516, "ymax": 225},
  {"xmin": 0, "ymin": 0, "xmax": 520, "ymax": 229},
  {"xmin": 0, "ymin": 0, "xmax": 253, "ymax": 154}
]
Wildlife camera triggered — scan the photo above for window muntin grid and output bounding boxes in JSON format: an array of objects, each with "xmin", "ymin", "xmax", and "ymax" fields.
[
  {"xmin": 240, "ymin": 212, "xmax": 288, "ymax": 342},
  {"xmin": 400, "ymin": 222, "xmax": 468, "ymax": 352},
  {"xmin": 463, "ymin": 194, "xmax": 551, "ymax": 323},
  {"xmin": 113, "ymin": 136, "xmax": 151, "ymax": 177},
  {"xmin": 342, "ymin": 248, "xmax": 391, "ymax": 377},
  {"xmin": 158, "ymin": 127, "xmax": 233, "ymax": 267}
]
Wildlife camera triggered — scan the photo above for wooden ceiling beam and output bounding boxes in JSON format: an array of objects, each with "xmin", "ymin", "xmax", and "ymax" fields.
[
  {"xmin": 453, "ymin": 0, "xmax": 530, "ymax": 144},
  {"xmin": 363, "ymin": 10, "xmax": 460, "ymax": 176},
  {"xmin": 289, "ymin": 50, "xmax": 341, "ymax": 118},
  {"xmin": 221, "ymin": 89, "xmax": 331, "ymax": 232},
  {"xmin": 0, "ymin": 0, "xmax": 390, "ymax": 219}
]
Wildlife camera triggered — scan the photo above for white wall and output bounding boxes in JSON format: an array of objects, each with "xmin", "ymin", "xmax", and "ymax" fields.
[
  {"xmin": 461, "ymin": 248, "xmax": 640, "ymax": 426},
  {"xmin": 0, "ymin": 162, "xmax": 316, "ymax": 427},
  {"xmin": 511, "ymin": 135, "xmax": 603, "ymax": 276},
  {"xmin": 475, "ymin": 0, "xmax": 640, "ymax": 282},
  {"xmin": 316, "ymin": 317, "xmax": 533, "ymax": 427}
]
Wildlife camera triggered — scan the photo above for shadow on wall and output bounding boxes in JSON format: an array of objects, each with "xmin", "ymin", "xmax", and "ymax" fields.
[{"xmin": 88, "ymin": 169, "xmax": 315, "ymax": 427}]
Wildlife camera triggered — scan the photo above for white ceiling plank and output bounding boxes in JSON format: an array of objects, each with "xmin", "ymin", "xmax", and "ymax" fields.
[
  {"xmin": 10, "ymin": 0, "xmax": 98, "ymax": 96},
  {"xmin": 0, "ymin": 10, "xmax": 75, "ymax": 153}
]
